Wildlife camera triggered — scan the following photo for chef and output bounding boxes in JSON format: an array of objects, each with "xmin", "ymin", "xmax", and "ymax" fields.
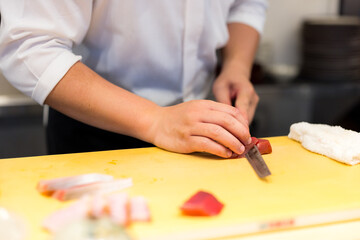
[{"xmin": 0, "ymin": 0, "xmax": 267, "ymax": 158}]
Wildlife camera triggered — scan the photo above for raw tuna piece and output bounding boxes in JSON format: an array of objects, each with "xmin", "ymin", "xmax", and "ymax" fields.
[
  {"xmin": 256, "ymin": 138, "xmax": 272, "ymax": 154},
  {"xmin": 252, "ymin": 136, "xmax": 259, "ymax": 145},
  {"xmin": 238, "ymin": 137, "xmax": 257, "ymax": 158},
  {"xmin": 52, "ymin": 178, "xmax": 133, "ymax": 201},
  {"xmin": 180, "ymin": 190, "xmax": 224, "ymax": 216},
  {"xmin": 130, "ymin": 196, "xmax": 151, "ymax": 222},
  {"xmin": 237, "ymin": 137, "xmax": 272, "ymax": 158},
  {"xmin": 37, "ymin": 173, "xmax": 114, "ymax": 195}
]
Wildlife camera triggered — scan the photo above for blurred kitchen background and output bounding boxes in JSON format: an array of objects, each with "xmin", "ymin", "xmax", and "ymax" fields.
[{"xmin": 1, "ymin": 0, "xmax": 360, "ymax": 159}]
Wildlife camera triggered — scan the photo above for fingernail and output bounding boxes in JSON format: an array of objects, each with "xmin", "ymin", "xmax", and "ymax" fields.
[
  {"xmin": 226, "ymin": 150, "xmax": 233, "ymax": 158},
  {"xmin": 246, "ymin": 137, "xmax": 252, "ymax": 145},
  {"xmin": 239, "ymin": 145, "xmax": 245, "ymax": 154}
]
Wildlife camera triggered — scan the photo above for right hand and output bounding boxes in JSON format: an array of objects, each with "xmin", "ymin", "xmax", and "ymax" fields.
[{"xmin": 148, "ymin": 100, "xmax": 252, "ymax": 158}]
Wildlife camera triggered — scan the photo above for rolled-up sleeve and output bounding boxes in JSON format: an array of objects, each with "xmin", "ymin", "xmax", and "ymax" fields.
[
  {"xmin": 228, "ymin": 0, "xmax": 268, "ymax": 34},
  {"xmin": 0, "ymin": 0, "xmax": 92, "ymax": 104}
]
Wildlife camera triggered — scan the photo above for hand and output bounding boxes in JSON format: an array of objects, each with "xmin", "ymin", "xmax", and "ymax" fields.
[
  {"xmin": 148, "ymin": 100, "xmax": 252, "ymax": 158},
  {"xmin": 215, "ymin": 22, "xmax": 260, "ymax": 123},
  {"xmin": 212, "ymin": 68, "xmax": 259, "ymax": 123}
]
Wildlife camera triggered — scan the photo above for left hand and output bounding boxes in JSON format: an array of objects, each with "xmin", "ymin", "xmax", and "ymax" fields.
[{"xmin": 212, "ymin": 67, "xmax": 259, "ymax": 124}]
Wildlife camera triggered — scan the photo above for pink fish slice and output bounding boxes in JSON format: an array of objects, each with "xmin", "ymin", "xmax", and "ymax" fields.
[
  {"xmin": 130, "ymin": 196, "xmax": 151, "ymax": 222},
  {"xmin": 42, "ymin": 196, "xmax": 90, "ymax": 233},
  {"xmin": 90, "ymin": 194, "xmax": 107, "ymax": 218},
  {"xmin": 108, "ymin": 193, "xmax": 130, "ymax": 226},
  {"xmin": 52, "ymin": 178, "xmax": 133, "ymax": 201},
  {"xmin": 37, "ymin": 173, "xmax": 114, "ymax": 195}
]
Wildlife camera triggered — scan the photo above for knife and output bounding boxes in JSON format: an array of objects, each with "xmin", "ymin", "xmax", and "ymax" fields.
[{"xmin": 245, "ymin": 145, "xmax": 271, "ymax": 179}]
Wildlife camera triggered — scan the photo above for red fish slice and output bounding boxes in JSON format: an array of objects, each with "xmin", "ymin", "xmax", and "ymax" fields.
[
  {"xmin": 180, "ymin": 190, "xmax": 224, "ymax": 216},
  {"xmin": 256, "ymin": 138, "xmax": 272, "ymax": 155}
]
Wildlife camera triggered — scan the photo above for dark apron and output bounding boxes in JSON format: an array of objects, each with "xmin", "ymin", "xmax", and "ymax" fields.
[{"xmin": 46, "ymin": 108, "xmax": 153, "ymax": 155}]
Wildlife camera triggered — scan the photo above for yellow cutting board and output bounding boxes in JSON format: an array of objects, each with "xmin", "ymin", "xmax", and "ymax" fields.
[{"xmin": 1, "ymin": 136, "xmax": 360, "ymax": 240}]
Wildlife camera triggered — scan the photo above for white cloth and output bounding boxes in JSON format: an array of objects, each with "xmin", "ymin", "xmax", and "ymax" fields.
[
  {"xmin": 288, "ymin": 122, "xmax": 360, "ymax": 166},
  {"xmin": 0, "ymin": 0, "xmax": 267, "ymax": 105}
]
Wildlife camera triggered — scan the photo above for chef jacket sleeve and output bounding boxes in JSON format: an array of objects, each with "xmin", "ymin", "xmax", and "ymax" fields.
[
  {"xmin": 227, "ymin": 0, "xmax": 268, "ymax": 34},
  {"xmin": 0, "ymin": 0, "xmax": 92, "ymax": 105}
]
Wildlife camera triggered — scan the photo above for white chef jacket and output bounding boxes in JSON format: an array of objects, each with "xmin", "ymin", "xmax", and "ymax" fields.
[{"xmin": 0, "ymin": 0, "xmax": 267, "ymax": 106}]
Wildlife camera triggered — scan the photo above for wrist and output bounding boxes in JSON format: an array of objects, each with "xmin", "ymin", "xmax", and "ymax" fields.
[
  {"xmin": 220, "ymin": 60, "xmax": 251, "ymax": 80},
  {"xmin": 130, "ymin": 102, "xmax": 163, "ymax": 145}
]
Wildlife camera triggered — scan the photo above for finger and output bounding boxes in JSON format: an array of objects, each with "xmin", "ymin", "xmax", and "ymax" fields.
[
  {"xmin": 189, "ymin": 135, "xmax": 234, "ymax": 158},
  {"xmin": 200, "ymin": 110, "xmax": 251, "ymax": 145},
  {"xmin": 204, "ymin": 100, "xmax": 249, "ymax": 128},
  {"xmin": 234, "ymin": 90, "xmax": 252, "ymax": 124},
  {"xmin": 247, "ymin": 94, "xmax": 259, "ymax": 123},
  {"xmin": 191, "ymin": 122, "xmax": 246, "ymax": 155},
  {"xmin": 212, "ymin": 82, "xmax": 232, "ymax": 105}
]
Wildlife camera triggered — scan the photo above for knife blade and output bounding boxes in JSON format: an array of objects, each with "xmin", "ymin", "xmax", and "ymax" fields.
[{"xmin": 245, "ymin": 145, "xmax": 271, "ymax": 179}]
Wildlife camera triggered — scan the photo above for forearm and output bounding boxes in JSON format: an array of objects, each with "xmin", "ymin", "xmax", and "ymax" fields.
[
  {"xmin": 221, "ymin": 23, "xmax": 260, "ymax": 78},
  {"xmin": 45, "ymin": 61, "xmax": 253, "ymax": 158},
  {"xmin": 45, "ymin": 61, "xmax": 160, "ymax": 143}
]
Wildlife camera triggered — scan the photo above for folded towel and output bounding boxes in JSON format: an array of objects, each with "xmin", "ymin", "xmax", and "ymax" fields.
[{"xmin": 288, "ymin": 122, "xmax": 360, "ymax": 165}]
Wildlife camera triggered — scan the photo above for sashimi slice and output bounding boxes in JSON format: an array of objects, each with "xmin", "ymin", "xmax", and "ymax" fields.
[
  {"xmin": 52, "ymin": 178, "xmax": 133, "ymax": 201},
  {"xmin": 42, "ymin": 197, "xmax": 90, "ymax": 233},
  {"xmin": 107, "ymin": 193, "xmax": 130, "ymax": 226},
  {"xmin": 130, "ymin": 196, "xmax": 151, "ymax": 222},
  {"xmin": 180, "ymin": 190, "xmax": 224, "ymax": 216},
  {"xmin": 90, "ymin": 194, "xmax": 107, "ymax": 218},
  {"xmin": 256, "ymin": 138, "xmax": 272, "ymax": 154},
  {"xmin": 37, "ymin": 173, "xmax": 114, "ymax": 195}
]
